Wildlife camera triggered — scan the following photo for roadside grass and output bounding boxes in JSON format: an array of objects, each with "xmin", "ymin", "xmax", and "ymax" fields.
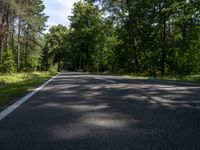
[
  {"xmin": 90, "ymin": 72, "xmax": 200, "ymax": 84},
  {"xmin": 0, "ymin": 72, "xmax": 54, "ymax": 108},
  {"xmin": 126, "ymin": 74, "xmax": 200, "ymax": 84},
  {"xmin": 153, "ymin": 75, "xmax": 200, "ymax": 84}
]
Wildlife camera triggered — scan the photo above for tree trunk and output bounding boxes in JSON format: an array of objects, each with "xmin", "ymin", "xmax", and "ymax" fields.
[
  {"xmin": 161, "ymin": 21, "xmax": 166, "ymax": 76},
  {"xmin": 4, "ymin": 6, "xmax": 9, "ymax": 52},
  {"xmin": 11, "ymin": 14, "xmax": 15, "ymax": 54},
  {"xmin": 17, "ymin": 17, "xmax": 21, "ymax": 70},
  {"xmin": 158, "ymin": 2, "xmax": 166, "ymax": 76},
  {"xmin": 0, "ymin": 24, "xmax": 2, "ymax": 61},
  {"xmin": 0, "ymin": 3, "xmax": 6, "ymax": 61},
  {"xmin": 126, "ymin": 0, "xmax": 139, "ymax": 72},
  {"xmin": 25, "ymin": 31, "xmax": 29, "ymax": 67}
]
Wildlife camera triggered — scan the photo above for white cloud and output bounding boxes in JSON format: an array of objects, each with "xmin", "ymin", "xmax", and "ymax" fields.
[
  {"xmin": 43, "ymin": 0, "xmax": 81, "ymax": 29},
  {"xmin": 57, "ymin": 0, "xmax": 80, "ymax": 8}
]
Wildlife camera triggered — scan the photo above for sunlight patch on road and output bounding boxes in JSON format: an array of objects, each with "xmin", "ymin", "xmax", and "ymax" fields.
[
  {"xmin": 51, "ymin": 124, "xmax": 89, "ymax": 140},
  {"xmin": 93, "ymin": 77, "xmax": 117, "ymax": 83},
  {"xmin": 68, "ymin": 104, "xmax": 109, "ymax": 111},
  {"xmin": 122, "ymin": 93, "xmax": 200, "ymax": 109},
  {"xmin": 84, "ymin": 118, "xmax": 127, "ymax": 128},
  {"xmin": 82, "ymin": 112, "xmax": 137, "ymax": 129},
  {"xmin": 41, "ymin": 103, "xmax": 110, "ymax": 111},
  {"xmin": 50, "ymin": 112, "xmax": 137, "ymax": 140}
]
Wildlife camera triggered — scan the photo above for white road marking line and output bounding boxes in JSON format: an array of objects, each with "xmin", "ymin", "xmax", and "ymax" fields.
[
  {"xmin": 94, "ymin": 77, "xmax": 117, "ymax": 83},
  {"xmin": 0, "ymin": 74, "xmax": 59, "ymax": 121}
]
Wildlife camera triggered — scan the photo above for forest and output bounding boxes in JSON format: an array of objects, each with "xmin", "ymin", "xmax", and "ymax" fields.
[
  {"xmin": 0, "ymin": 1, "xmax": 200, "ymax": 148},
  {"xmin": 0, "ymin": 0, "xmax": 47, "ymax": 73},
  {"xmin": 0, "ymin": 0, "xmax": 200, "ymax": 76}
]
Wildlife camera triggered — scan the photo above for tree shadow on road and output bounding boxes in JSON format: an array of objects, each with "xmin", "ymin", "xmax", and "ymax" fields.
[{"xmin": 0, "ymin": 75, "xmax": 200, "ymax": 150}]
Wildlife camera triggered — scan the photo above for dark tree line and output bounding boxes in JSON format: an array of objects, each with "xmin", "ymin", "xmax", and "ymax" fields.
[
  {"xmin": 2, "ymin": 0, "xmax": 198, "ymax": 76},
  {"xmin": 42, "ymin": 0, "xmax": 200, "ymax": 76},
  {"xmin": 0, "ymin": 0, "xmax": 47, "ymax": 73}
]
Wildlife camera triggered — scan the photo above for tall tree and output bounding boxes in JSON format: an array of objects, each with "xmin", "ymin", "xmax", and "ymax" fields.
[
  {"xmin": 41, "ymin": 25, "xmax": 69, "ymax": 71},
  {"xmin": 41, "ymin": 0, "xmax": 200, "ymax": 76},
  {"xmin": 69, "ymin": 1, "xmax": 105, "ymax": 71},
  {"xmin": 0, "ymin": 0, "xmax": 47, "ymax": 73}
]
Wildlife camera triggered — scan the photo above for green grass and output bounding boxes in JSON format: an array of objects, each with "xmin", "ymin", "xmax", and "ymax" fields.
[
  {"xmin": 2, "ymin": 71, "xmax": 197, "ymax": 108},
  {"xmin": 0, "ymin": 72, "xmax": 54, "ymax": 108},
  {"xmin": 124, "ymin": 74, "xmax": 200, "ymax": 84},
  {"xmin": 152, "ymin": 75, "xmax": 200, "ymax": 84},
  {"xmin": 90, "ymin": 72, "xmax": 200, "ymax": 84}
]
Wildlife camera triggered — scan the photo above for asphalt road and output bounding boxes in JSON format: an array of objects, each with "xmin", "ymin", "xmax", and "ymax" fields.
[{"xmin": 0, "ymin": 72, "xmax": 200, "ymax": 150}]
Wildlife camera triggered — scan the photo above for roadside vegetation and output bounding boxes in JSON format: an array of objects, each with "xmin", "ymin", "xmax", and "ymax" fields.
[
  {"xmin": 1, "ymin": 0, "xmax": 199, "ymax": 77},
  {"xmin": 0, "ymin": 0, "xmax": 199, "ymax": 107},
  {"xmin": 156, "ymin": 75, "xmax": 200, "ymax": 84},
  {"xmin": 91, "ymin": 72, "xmax": 200, "ymax": 84},
  {"xmin": 0, "ymin": 0, "xmax": 58, "ymax": 107},
  {"xmin": 0, "ymin": 72, "xmax": 55, "ymax": 107},
  {"xmin": 42, "ymin": 1, "xmax": 200, "ymax": 77},
  {"xmin": 129, "ymin": 74, "xmax": 200, "ymax": 84}
]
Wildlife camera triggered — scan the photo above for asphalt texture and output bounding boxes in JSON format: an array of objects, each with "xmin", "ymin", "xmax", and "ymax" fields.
[{"xmin": 0, "ymin": 72, "xmax": 200, "ymax": 150}]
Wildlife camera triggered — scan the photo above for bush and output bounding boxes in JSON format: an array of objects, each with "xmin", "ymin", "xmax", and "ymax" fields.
[
  {"xmin": 24, "ymin": 53, "xmax": 40, "ymax": 72},
  {"xmin": 48, "ymin": 66, "xmax": 58, "ymax": 75},
  {"xmin": 0, "ymin": 49, "xmax": 16, "ymax": 74}
]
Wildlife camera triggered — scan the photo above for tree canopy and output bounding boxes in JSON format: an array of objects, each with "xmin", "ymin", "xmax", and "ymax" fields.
[
  {"xmin": 0, "ymin": 0, "xmax": 47, "ymax": 73},
  {"xmin": 42, "ymin": 0, "xmax": 200, "ymax": 76},
  {"xmin": 1, "ymin": 0, "xmax": 199, "ymax": 76}
]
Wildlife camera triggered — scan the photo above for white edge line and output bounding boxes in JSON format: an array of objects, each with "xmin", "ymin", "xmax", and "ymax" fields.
[
  {"xmin": 94, "ymin": 77, "xmax": 117, "ymax": 83},
  {"xmin": 0, "ymin": 74, "xmax": 59, "ymax": 121}
]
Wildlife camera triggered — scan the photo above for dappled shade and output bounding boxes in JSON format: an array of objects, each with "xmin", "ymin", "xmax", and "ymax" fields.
[{"xmin": 0, "ymin": 73, "xmax": 199, "ymax": 149}]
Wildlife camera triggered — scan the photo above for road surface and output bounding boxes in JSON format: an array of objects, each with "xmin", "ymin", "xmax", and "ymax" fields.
[{"xmin": 0, "ymin": 72, "xmax": 200, "ymax": 150}]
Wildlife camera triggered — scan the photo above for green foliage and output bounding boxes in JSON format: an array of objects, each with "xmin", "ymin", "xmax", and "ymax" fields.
[
  {"xmin": 0, "ymin": 0, "xmax": 47, "ymax": 73},
  {"xmin": 0, "ymin": 50, "xmax": 16, "ymax": 74},
  {"xmin": 48, "ymin": 66, "xmax": 58, "ymax": 76},
  {"xmin": 41, "ymin": 25, "xmax": 69, "ymax": 71},
  {"xmin": 24, "ymin": 52, "xmax": 41, "ymax": 72},
  {"xmin": 41, "ymin": 0, "xmax": 200, "ymax": 76},
  {"xmin": 68, "ymin": 1, "xmax": 105, "ymax": 71},
  {"xmin": 0, "ymin": 72, "xmax": 52, "ymax": 107}
]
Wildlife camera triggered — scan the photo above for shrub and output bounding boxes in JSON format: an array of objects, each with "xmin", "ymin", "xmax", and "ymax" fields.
[
  {"xmin": 48, "ymin": 66, "xmax": 58, "ymax": 75},
  {"xmin": 0, "ymin": 49, "xmax": 16, "ymax": 74}
]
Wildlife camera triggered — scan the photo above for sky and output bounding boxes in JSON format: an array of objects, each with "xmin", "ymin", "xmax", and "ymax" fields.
[{"xmin": 43, "ymin": 0, "xmax": 80, "ymax": 29}]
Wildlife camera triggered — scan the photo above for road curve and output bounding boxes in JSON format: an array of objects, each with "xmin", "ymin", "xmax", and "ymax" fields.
[{"xmin": 0, "ymin": 72, "xmax": 200, "ymax": 150}]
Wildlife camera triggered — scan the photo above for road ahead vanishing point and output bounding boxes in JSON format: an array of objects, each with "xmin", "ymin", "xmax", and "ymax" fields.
[{"xmin": 0, "ymin": 72, "xmax": 200, "ymax": 150}]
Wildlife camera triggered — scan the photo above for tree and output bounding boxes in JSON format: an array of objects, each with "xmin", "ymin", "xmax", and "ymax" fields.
[
  {"xmin": 41, "ymin": 0, "xmax": 200, "ymax": 76},
  {"xmin": 85, "ymin": 0, "xmax": 200, "ymax": 75},
  {"xmin": 69, "ymin": 1, "xmax": 105, "ymax": 71},
  {"xmin": 0, "ymin": 0, "xmax": 47, "ymax": 73},
  {"xmin": 41, "ymin": 25, "xmax": 69, "ymax": 71}
]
